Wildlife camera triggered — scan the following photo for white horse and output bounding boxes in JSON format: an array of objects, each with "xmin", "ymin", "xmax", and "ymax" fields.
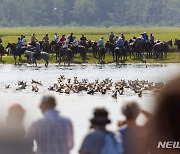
[{"xmin": 24, "ymin": 50, "xmax": 49, "ymax": 67}]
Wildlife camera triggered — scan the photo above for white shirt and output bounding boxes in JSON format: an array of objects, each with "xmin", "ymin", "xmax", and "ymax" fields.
[
  {"xmin": 25, "ymin": 109, "xmax": 74, "ymax": 154},
  {"xmin": 22, "ymin": 38, "xmax": 27, "ymax": 46},
  {"xmin": 73, "ymin": 39, "xmax": 78, "ymax": 47}
]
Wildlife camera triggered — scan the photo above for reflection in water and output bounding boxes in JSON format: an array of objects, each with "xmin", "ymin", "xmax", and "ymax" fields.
[{"xmin": 0, "ymin": 64, "xmax": 179, "ymax": 154}]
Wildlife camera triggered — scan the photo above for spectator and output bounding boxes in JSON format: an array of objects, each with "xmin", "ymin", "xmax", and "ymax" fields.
[
  {"xmin": 25, "ymin": 95, "xmax": 74, "ymax": 154},
  {"xmin": 79, "ymin": 108, "xmax": 122, "ymax": 154},
  {"xmin": 0, "ymin": 103, "xmax": 27, "ymax": 154},
  {"xmin": 147, "ymin": 76, "xmax": 180, "ymax": 154},
  {"xmin": 119, "ymin": 101, "xmax": 151, "ymax": 154}
]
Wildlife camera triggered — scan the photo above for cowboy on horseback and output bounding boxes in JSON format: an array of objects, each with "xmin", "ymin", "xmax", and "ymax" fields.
[
  {"xmin": 150, "ymin": 33, "xmax": 155, "ymax": 45},
  {"xmin": 68, "ymin": 33, "xmax": 74, "ymax": 43},
  {"xmin": 0, "ymin": 37, "xmax": 2, "ymax": 44},
  {"xmin": 116, "ymin": 37, "xmax": 125, "ymax": 53},
  {"xmin": 80, "ymin": 35, "xmax": 87, "ymax": 46},
  {"xmin": 54, "ymin": 33, "xmax": 59, "ymax": 44},
  {"xmin": 60, "ymin": 34, "xmax": 66, "ymax": 44},
  {"xmin": 34, "ymin": 42, "xmax": 41, "ymax": 60},
  {"xmin": 98, "ymin": 37, "xmax": 104, "ymax": 47},
  {"xmin": 43, "ymin": 33, "xmax": 49, "ymax": 43},
  {"xmin": 21, "ymin": 36, "xmax": 27, "ymax": 46},
  {"xmin": 121, "ymin": 33, "xmax": 125, "ymax": 41},
  {"xmin": 109, "ymin": 32, "xmax": 115, "ymax": 43},
  {"xmin": 16, "ymin": 38, "xmax": 22, "ymax": 52},
  {"xmin": 31, "ymin": 34, "xmax": 37, "ymax": 47}
]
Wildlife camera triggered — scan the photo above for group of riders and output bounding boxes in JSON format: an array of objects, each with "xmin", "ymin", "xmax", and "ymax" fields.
[{"xmin": 0, "ymin": 31, "xmax": 179, "ymax": 64}]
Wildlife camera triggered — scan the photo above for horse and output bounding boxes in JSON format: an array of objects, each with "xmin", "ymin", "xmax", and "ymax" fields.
[
  {"xmin": 71, "ymin": 45, "xmax": 87, "ymax": 62},
  {"xmin": 50, "ymin": 41, "xmax": 63, "ymax": 60},
  {"xmin": 92, "ymin": 42, "xmax": 98, "ymax": 58},
  {"xmin": 153, "ymin": 40, "xmax": 172, "ymax": 59},
  {"xmin": 24, "ymin": 50, "xmax": 49, "ymax": 67},
  {"xmin": 0, "ymin": 44, "xmax": 5, "ymax": 60},
  {"xmin": 6, "ymin": 43, "xmax": 25, "ymax": 64},
  {"xmin": 97, "ymin": 46, "xmax": 106, "ymax": 63},
  {"xmin": 58, "ymin": 47, "xmax": 73, "ymax": 65},
  {"xmin": 174, "ymin": 39, "xmax": 180, "ymax": 50},
  {"xmin": 105, "ymin": 41, "xmax": 116, "ymax": 60}
]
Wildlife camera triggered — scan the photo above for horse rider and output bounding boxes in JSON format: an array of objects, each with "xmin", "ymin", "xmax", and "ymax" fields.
[
  {"xmin": 20, "ymin": 35, "xmax": 24, "ymax": 41},
  {"xmin": 16, "ymin": 38, "xmax": 22, "ymax": 53},
  {"xmin": 21, "ymin": 36, "xmax": 27, "ymax": 46},
  {"xmin": 150, "ymin": 33, "xmax": 155, "ymax": 45},
  {"xmin": 62, "ymin": 40, "xmax": 69, "ymax": 52},
  {"xmin": 97, "ymin": 37, "xmax": 104, "ymax": 47},
  {"xmin": 31, "ymin": 33, "xmax": 37, "ymax": 46},
  {"xmin": 116, "ymin": 37, "xmax": 125, "ymax": 53},
  {"xmin": 121, "ymin": 33, "xmax": 125, "ymax": 41},
  {"xmin": 43, "ymin": 33, "xmax": 49, "ymax": 44},
  {"xmin": 68, "ymin": 33, "xmax": 74, "ymax": 43},
  {"xmin": 60, "ymin": 34, "xmax": 66, "ymax": 44},
  {"xmin": 0, "ymin": 37, "xmax": 2, "ymax": 44},
  {"xmin": 54, "ymin": 33, "xmax": 59, "ymax": 44},
  {"xmin": 34, "ymin": 42, "xmax": 41, "ymax": 60},
  {"xmin": 73, "ymin": 36, "xmax": 79, "ymax": 52},
  {"xmin": 109, "ymin": 32, "xmax": 115, "ymax": 43},
  {"xmin": 80, "ymin": 34, "xmax": 87, "ymax": 46},
  {"xmin": 141, "ymin": 32, "xmax": 148, "ymax": 43}
]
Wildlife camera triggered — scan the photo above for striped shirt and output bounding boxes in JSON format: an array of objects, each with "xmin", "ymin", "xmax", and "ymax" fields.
[{"xmin": 25, "ymin": 109, "xmax": 74, "ymax": 154}]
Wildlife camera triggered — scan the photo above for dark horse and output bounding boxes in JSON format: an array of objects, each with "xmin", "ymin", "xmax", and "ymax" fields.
[
  {"xmin": 97, "ymin": 46, "xmax": 106, "ymax": 63},
  {"xmin": 114, "ymin": 46, "xmax": 126, "ymax": 64},
  {"xmin": 174, "ymin": 39, "xmax": 180, "ymax": 50},
  {"xmin": 0, "ymin": 44, "xmax": 5, "ymax": 60},
  {"xmin": 153, "ymin": 40, "xmax": 172, "ymax": 59},
  {"xmin": 71, "ymin": 45, "xmax": 87, "ymax": 62},
  {"xmin": 58, "ymin": 47, "xmax": 73, "ymax": 66},
  {"xmin": 6, "ymin": 43, "xmax": 25, "ymax": 64}
]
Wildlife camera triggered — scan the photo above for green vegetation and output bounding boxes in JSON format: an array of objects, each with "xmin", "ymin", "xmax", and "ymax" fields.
[
  {"xmin": 0, "ymin": 0, "xmax": 179, "ymax": 26},
  {"xmin": 0, "ymin": 27, "xmax": 180, "ymax": 64}
]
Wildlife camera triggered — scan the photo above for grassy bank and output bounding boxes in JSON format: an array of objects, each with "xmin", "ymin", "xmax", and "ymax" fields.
[
  {"xmin": 1, "ymin": 52, "xmax": 180, "ymax": 64},
  {"xmin": 0, "ymin": 27, "xmax": 179, "ymax": 64}
]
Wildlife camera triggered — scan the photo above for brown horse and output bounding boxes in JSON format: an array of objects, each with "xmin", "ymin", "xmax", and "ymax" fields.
[
  {"xmin": 0, "ymin": 44, "xmax": 5, "ymax": 60},
  {"xmin": 6, "ymin": 43, "xmax": 26, "ymax": 64},
  {"xmin": 59, "ymin": 47, "xmax": 73, "ymax": 65},
  {"xmin": 174, "ymin": 39, "xmax": 180, "ymax": 50}
]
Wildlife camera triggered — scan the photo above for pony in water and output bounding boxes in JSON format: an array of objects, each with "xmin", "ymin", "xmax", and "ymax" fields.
[{"xmin": 24, "ymin": 50, "xmax": 49, "ymax": 67}]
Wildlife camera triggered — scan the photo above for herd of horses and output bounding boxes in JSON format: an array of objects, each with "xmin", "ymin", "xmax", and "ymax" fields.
[{"xmin": 0, "ymin": 38, "xmax": 179, "ymax": 66}]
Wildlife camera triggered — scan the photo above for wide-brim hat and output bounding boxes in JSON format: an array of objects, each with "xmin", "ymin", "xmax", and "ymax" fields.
[{"xmin": 90, "ymin": 108, "xmax": 111, "ymax": 125}]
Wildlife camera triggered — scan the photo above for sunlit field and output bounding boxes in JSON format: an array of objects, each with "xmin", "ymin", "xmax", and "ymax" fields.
[{"xmin": 0, "ymin": 27, "xmax": 180, "ymax": 63}]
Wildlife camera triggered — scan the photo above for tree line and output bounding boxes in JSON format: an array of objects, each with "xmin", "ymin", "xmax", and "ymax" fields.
[{"xmin": 0, "ymin": 0, "xmax": 179, "ymax": 27}]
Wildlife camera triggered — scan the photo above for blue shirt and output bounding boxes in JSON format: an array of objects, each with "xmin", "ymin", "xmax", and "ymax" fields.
[
  {"xmin": 117, "ymin": 38, "xmax": 124, "ymax": 46},
  {"xmin": 98, "ymin": 39, "xmax": 104, "ymax": 46},
  {"xmin": 35, "ymin": 44, "xmax": 41, "ymax": 54}
]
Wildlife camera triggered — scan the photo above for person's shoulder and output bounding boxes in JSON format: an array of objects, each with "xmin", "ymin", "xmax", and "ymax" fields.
[{"xmin": 119, "ymin": 125, "xmax": 128, "ymax": 134}]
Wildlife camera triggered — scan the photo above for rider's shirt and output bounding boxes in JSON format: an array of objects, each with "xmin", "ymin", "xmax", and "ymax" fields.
[
  {"xmin": 98, "ymin": 39, "xmax": 104, "ymax": 46},
  {"xmin": 73, "ymin": 39, "xmax": 79, "ymax": 47},
  {"xmin": 21, "ymin": 38, "xmax": 27, "ymax": 46}
]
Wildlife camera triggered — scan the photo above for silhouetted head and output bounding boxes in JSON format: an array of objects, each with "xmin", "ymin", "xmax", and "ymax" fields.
[{"xmin": 40, "ymin": 95, "xmax": 57, "ymax": 113}]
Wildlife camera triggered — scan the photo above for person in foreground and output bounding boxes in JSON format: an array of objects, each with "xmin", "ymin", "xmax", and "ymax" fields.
[
  {"xmin": 79, "ymin": 108, "xmax": 123, "ymax": 154},
  {"xmin": 119, "ymin": 102, "xmax": 152, "ymax": 154},
  {"xmin": 0, "ymin": 103, "xmax": 26, "ymax": 154},
  {"xmin": 146, "ymin": 75, "xmax": 180, "ymax": 154},
  {"xmin": 25, "ymin": 95, "xmax": 74, "ymax": 154}
]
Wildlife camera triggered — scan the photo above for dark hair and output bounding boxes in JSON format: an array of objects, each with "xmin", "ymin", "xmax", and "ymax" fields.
[{"xmin": 90, "ymin": 108, "xmax": 111, "ymax": 126}]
